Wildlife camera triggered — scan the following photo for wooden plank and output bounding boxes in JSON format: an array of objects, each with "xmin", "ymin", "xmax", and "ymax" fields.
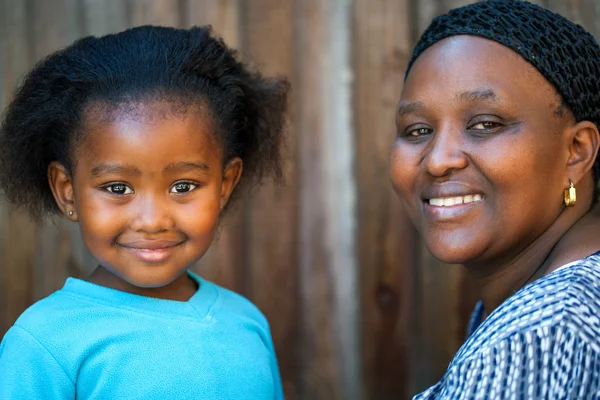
[
  {"xmin": 29, "ymin": 0, "xmax": 86, "ymax": 300},
  {"xmin": 242, "ymin": 0, "xmax": 297, "ymax": 398},
  {"xmin": 128, "ymin": 0, "xmax": 180, "ymax": 27},
  {"xmin": 0, "ymin": 0, "xmax": 37, "ymax": 336},
  {"xmin": 295, "ymin": 0, "xmax": 358, "ymax": 398},
  {"xmin": 181, "ymin": 0, "xmax": 247, "ymax": 294},
  {"xmin": 182, "ymin": 0, "xmax": 240, "ymax": 46},
  {"xmin": 82, "ymin": 0, "xmax": 129, "ymax": 36},
  {"xmin": 353, "ymin": 0, "xmax": 418, "ymax": 398}
]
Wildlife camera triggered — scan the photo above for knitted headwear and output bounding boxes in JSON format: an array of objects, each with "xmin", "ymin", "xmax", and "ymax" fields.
[{"xmin": 405, "ymin": 0, "xmax": 600, "ymax": 131}]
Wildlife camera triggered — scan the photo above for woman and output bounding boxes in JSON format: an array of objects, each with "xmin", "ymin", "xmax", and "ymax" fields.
[{"xmin": 390, "ymin": 1, "xmax": 600, "ymax": 398}]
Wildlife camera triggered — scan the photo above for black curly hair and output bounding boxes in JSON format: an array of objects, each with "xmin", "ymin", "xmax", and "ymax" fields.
[
  {"xmin": 0, "ymin": 25, "xmax": 289, "ymax": 220},
  {"xmin": 406, "ymin": 0, "xmax": 600, "ymax": 205}
]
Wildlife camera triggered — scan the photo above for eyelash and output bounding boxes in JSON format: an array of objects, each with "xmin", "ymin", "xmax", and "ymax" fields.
[
  {"xmin": 102, "ymin": 181, "xmax": 200, "ymax": 195},
  {"xmin": 401, "ymin": 118, "xmax": 504, "ymax": 138}
]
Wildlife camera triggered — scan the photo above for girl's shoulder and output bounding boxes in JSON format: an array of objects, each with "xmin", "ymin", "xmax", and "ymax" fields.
[{"xmin": 190, "ymin": 272, "xmax": 270, "ymax": 330}]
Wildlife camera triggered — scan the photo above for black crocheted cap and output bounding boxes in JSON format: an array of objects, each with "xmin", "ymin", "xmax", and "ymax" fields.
[{"xmin": 405, "ymin": 0, "xmax": 600, "ymax": 130}]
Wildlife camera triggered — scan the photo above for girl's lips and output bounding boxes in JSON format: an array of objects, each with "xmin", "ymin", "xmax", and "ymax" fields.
[{"xmin": 119, "ymin": 242, "xmax": 182, "ymax": 263}]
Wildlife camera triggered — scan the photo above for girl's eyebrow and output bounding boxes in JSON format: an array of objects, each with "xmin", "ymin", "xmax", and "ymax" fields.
[
  {"xmin": 163, "ymin": 162, "xmax": 211, "ymax": 173},
  {"xmin": 91, "ymin": 163, "xmax": 141, "ymax": 177}
]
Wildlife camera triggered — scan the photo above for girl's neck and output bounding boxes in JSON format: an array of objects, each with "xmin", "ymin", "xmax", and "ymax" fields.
[
  {"xmin": 466, "ymin": 204, "xmax": 600, "ymax": 315},
  {"xmin": 88, "ymin": 267, "xmax": 198, "ymax": 301}
]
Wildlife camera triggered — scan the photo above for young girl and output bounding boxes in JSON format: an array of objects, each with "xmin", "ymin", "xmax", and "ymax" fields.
[
  {"xmin": 391, "ymin": 1, "xmax": 600, "ymax": 398},
  {"xmin": 0, "ymin": 25, "xmax": 288, "ymax": 399}
]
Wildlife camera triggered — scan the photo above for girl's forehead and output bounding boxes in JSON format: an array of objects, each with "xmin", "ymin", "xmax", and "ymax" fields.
[
  {"xmin": 75, "ymin": 100, "xmax": 221, "ymax": 159},
  {"xmin": 83, "ymin": 99, "xmax": 213, "ymax": 129}
]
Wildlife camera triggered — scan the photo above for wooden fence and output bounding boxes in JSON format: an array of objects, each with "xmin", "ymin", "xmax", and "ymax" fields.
[{"xmin": 1, "ymin": 0, "xmax": 598, "ymax": 399}]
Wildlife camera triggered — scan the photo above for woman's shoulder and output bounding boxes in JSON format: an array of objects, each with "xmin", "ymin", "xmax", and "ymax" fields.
[{"xmin": 458, "ymin": 251, "xmax": 600, "ymax": 361}]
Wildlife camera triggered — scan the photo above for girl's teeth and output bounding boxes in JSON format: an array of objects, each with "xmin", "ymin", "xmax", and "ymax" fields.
[{"xmin": 429, "ymin": 194, "xmax": 483, "ymax": 206}]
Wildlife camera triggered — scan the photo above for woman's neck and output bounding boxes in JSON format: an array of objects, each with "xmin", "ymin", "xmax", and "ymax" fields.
[{"xmin": 466, "ymin": 204, "xmax": 600, "ymax": 314}]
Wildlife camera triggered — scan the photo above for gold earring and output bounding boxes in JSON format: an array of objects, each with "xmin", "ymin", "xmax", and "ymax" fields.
[{"xmin": 564, "ymin": 180, "xmax": 576, "ymax": 207}]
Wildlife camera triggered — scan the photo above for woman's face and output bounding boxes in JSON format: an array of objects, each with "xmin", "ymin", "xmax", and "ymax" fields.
[{"xmin": 390, "ymin": 36, "xmax": 573, "ymax": 268}]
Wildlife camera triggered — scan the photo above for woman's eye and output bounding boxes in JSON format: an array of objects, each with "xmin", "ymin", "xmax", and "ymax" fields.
[
  {"xmin": 469, "ymin": 121, "xmax": 502, "ymax": 130},
  {"xmin": 105, "ymin": 183, "xmax": 133, "ymax": 195},
  {"xmin": 170, "ymin": 182, "xmax": 197, "ymax": 194},
  {"xmin": 405, "ymin": 127, "xmax": 432, "ymax": 137}
]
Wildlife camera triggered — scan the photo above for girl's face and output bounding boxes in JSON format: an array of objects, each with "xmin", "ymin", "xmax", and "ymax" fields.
[
  {"xmin": 53, "ymin": 102, "xmax": 241, "ymax": 291},
  {"xmin": 390, "ymin": 36, "xmax": 573, "ymax": 267}
]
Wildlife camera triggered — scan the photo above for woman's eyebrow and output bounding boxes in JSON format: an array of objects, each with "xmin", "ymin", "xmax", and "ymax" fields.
[
  {"xmin": 396, "ymin": 101, "xmax": 425, "ymax": 117},
  {"xmin": 457, "ymin": 88, "xmax": 499, "ymax": 103}
]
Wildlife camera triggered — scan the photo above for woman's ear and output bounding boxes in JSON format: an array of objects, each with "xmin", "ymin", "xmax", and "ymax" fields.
[
  {"xmin": 220, "ymin": 157, "xmax": 243, "ymax": 210},
  {"xmin": 565, "ymin": 120, "xmax": 599, "ymax": 184},
  {"xmin": 47, "ymin": 161, "xmax": 78, "ymax": 221}
]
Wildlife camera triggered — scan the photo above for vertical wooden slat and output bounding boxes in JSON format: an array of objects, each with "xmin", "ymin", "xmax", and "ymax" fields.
[
  {"xmin": 183, "ymin": 0, "xmax": 247, "ymax": 294},
  {"xmin": 353, "ymin": 0, "xmax": 417, "ymax": 398},
  {"xmin": 295, "ymin": 0, "xmax": 358, "ymax": 398},
  {"xmin": 128, "ymin": 0, "xmax": 180, "ymax": 27},
  {"xmin": 243, "ymin": 0, "xmax": 298, "ymax": 398},
  {"xmin": 0, "ymin": 0, "xmax": 37, "ymax": 334},
  {"xmin": 82, "ymin": 0, "xmax": 129, "ymax": 36},
  {"xmin": 182, "ymin": 0, "xmax": 240, "ymax": 45},
  {"xmin": 28, "ymin": 0, "xmax": 86, "ymax": 300}
]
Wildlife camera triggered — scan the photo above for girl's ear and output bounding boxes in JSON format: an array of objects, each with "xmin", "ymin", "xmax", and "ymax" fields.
[
  {"xmin": 220, "ymin": 157, "xmax": 243, "ymax": 210},
  {"xmin": 565, "ymin": 120, "xmax": 599, "ymax": 184},
  {"xmin": 47, "ymin": 161, "xmax": 78, "ymax": 221}
]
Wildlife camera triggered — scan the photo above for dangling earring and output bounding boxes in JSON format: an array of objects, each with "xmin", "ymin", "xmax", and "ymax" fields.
[{"xmin": 564, "ymin": 180, "xmax": 576, "ymax": 207}]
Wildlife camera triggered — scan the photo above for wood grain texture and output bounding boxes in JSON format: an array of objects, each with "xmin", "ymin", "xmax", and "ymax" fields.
[
  {"xmin": 1, "ymin": 1, "xmax": 598, "ymax": 399},
  {"xmin": 128, "ymin": 0, "xmax": 179, "ymax": 27},
  {"xmin": 353, "ymin": 0, "xmax": 417, "ymax": 397},
  {"xmin": 295, "ymin": 0, "xmax": 358, "ymax": 398},
  {"xmin": 243, "ymin": 0, "xmax": 298, "ymax": 398}
]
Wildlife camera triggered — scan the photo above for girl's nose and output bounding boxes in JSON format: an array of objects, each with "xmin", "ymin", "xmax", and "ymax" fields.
[{"xmin": 130, "ymin": 195, "xmax": 175, "ymax": 233}]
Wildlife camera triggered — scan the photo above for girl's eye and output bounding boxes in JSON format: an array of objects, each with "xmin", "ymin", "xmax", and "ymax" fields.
[
  {"xmin": 105, "ymin": 183, "xmax": 133, "ymax": 195},
  {"xmin": 170, "ymin": 182, "xmax": 198, "ymax": 194}
]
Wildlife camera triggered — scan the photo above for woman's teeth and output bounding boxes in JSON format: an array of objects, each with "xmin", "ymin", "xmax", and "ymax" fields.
[{"xmin": 428, "ymin": 194, "xmax": 483, "ymax": 207}]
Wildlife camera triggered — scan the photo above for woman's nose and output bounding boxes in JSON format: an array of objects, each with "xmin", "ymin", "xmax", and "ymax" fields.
[{"xmin": 423, "ymin": 127, "xmax": 468, "ymax": 177}]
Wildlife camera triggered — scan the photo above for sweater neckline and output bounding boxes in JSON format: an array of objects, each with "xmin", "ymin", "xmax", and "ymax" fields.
[{"xmin": 60, "ymin": 270, "xmax": 219, "ymax": 321}]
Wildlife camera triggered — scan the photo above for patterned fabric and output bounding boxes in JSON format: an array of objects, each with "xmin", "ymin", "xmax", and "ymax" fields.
[{"xmin": 414, "ymin": 251, "xmax": 600, "ymax": 399}]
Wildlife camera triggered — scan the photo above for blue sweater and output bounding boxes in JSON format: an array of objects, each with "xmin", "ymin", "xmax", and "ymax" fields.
[{"xmin": 0, "ymin": 271, "xmax": 283, "ymax": 399}]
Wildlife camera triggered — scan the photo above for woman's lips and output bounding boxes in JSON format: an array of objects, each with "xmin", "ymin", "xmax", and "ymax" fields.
[{"xmin": 422, "ymin": 194, "xmax": 484, "ymax": 220}]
